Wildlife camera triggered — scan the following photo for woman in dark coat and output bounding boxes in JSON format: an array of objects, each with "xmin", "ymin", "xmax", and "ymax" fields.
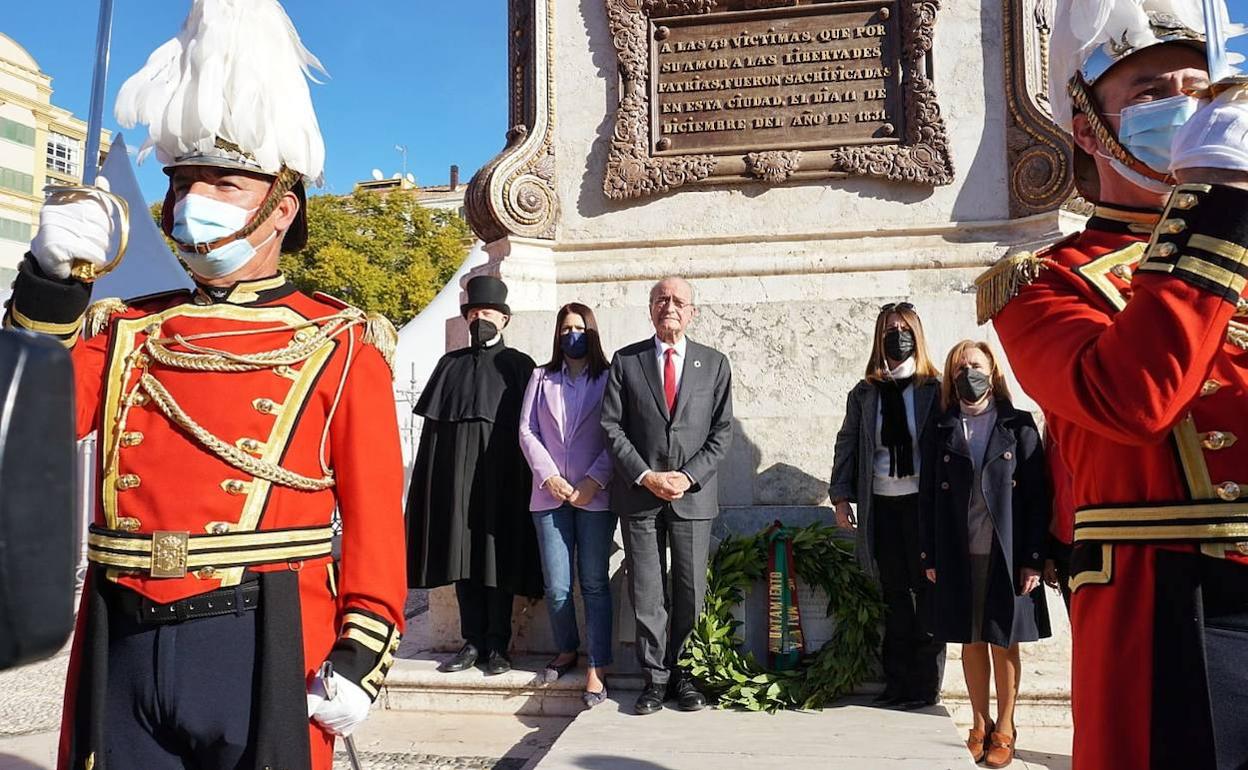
[
  {"xmin": 829, "ymin": 302, "xmax": 944, "ymax": 710},
  {"xmin": 921, "ymin": 340, "xmax": 1050, "ymax": 768}
]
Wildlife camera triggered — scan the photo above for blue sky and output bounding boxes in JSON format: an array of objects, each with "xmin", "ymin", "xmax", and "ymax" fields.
[
  {"xmin": 3, "ymin": 1, "xmax": 507, "ymax": 202},
  {"xmin": 2, "ymin": 0, "xmax": 1247, "ymax": 204}
]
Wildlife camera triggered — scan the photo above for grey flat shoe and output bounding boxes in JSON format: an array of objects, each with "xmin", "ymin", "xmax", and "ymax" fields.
[{"xmin": 582, "ymin": 686, "xmax": 608, "ymax": 708}]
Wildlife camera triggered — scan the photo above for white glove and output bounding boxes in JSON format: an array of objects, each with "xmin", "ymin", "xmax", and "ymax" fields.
[
  {"xmin": 306, "ymin": 671, "xmax": 372, "ymax": 737},
  {"xmin": 1170, "ymin": 85, "xmax": 1248, "ymax": 172},
  {"xmin": 29, "ymin": 178, "xmax": 117, "ymax": 280}
]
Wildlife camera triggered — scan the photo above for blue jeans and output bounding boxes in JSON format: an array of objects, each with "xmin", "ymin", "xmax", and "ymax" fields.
[{"xmin": 531, "ymin": 504, "xmax": 617, "ymax": 667}]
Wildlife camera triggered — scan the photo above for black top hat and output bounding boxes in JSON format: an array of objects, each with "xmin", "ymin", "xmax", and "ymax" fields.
[{"xmin": 460, "ymin": 275, "xmax": 511, "ymax": 317}]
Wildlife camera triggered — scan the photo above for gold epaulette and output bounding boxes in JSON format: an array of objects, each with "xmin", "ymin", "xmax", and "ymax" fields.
[
  {"xmin": 973, "ymin": 251, "xmax": 1049, "ymax": 325},
  {"xmin": 312, "ymin": 292, "xmax": 397, "ymax": 373},
  {"xmin": 85, "ymin": 298, "xmax": 129, "ymax": 338},
  {"xmin": 362, "ymin": 312, "xmax": 398, "ymax": 374}
]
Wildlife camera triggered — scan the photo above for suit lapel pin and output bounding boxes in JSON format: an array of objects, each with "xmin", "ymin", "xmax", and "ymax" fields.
[{"xmin": 693, "ymin": 360, "xmax": 702, "ymax": 368}]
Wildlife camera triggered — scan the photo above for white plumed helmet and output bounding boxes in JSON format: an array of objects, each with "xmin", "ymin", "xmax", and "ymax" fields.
[
  {"xmin": 114, "ymin": 0, "xmax": 327, "ymax": 187},
  {"xmin": 1049, "ymin": 0, "xmax": 1245, "ymax": 132}
]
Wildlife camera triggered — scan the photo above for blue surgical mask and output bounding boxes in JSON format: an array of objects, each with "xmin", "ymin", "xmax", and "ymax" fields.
[
  {"xmin": 171, "ymin": 193, "xmax": 272, "ymax": 279},
  {"xmin": 1111, "ymin": 95, "xmax": 1203, "ymax": 173},
  {"xmin": 561, "ymin": 330, "xmax": 589, "ymax": 359}
]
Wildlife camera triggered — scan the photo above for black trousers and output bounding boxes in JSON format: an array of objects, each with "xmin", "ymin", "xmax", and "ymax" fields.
[
  {"xmin": 1151, "ymin": 551, "xmax": 1248, "ymax": 769},
  {"xmin": 103, "ymin": 588, "xmax": 258, "ymax": 770},
  {"xmin": 455, "ymin": 579, "xmax": 514, "ymax": 655},
  {"xmin": 621, "ymin": 509, "xmax": 712, "ymax": 686},
  {"xmin": 873, "ymin": 493, "xmax": 945, "ymax": 701}
]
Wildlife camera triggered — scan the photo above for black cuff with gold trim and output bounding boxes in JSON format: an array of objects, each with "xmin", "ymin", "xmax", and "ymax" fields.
[
  {"xmin": 3, "ymin": 255, "xmax": 92, "ymax": 347},
  {"xmin": 1136, "ymin": 184, "xmax": 1248, "ymax": 303},
  {"xmin": 327, "ymin": 608, "xmax": 400, "ymax": 701}
]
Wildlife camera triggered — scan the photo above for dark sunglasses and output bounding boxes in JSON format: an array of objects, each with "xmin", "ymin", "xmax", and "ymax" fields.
[{"xmin": 879, "ymin": 302, "xmax": 915, "ymax": 313}]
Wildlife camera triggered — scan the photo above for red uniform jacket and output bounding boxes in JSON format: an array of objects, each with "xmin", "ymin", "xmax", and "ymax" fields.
[
  {"xmin": 986, "ymin": 189, "xmax": 1248, "ymax": 770},
  {"xmin": 5, "ymin": 267, "xmax": 407, "ymax": 770}
]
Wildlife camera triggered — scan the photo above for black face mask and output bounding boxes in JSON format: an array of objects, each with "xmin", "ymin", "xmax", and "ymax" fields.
[
  {"xmin": 955, "ymin": 368, "xmax": 992, "ymax": 404},
  {"xmin": 469, "ymin": 318, "xmax": 499, "ymax": 348},
  {"xmin": 883, "ymin": 329, "xmax": 915, "ymax": 362}
]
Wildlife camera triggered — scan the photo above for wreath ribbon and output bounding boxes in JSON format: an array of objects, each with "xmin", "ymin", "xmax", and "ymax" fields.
[{"xmin": 766, "ymin": 521, "xmax": 805, "ymax": 670}]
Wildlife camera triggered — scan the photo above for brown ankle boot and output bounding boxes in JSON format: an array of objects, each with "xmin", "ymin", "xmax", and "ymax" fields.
[{"xmin": 983, "ymin": 729, "xmax": 1016, "ymax": 768}]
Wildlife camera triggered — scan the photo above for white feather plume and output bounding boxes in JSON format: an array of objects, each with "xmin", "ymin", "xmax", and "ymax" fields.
[
  {"xmin": 115, "ymin": 0, "xmax": 327, "ymax": 185},
  {"xmin": 1049, "ymin": 0, "xmax": 1246, "ymax": 131}
]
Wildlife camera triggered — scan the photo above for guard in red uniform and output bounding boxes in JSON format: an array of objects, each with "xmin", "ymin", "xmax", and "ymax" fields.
[
  {"xmin": 2, "ymin": 2, "xmax": 406, "ymax": 768},
  {"xmin": 978, "ymin": 0, "xmax": 1248, "ymax": 766}
]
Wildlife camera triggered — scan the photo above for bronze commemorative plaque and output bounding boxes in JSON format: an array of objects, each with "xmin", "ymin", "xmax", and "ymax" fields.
[
  {"xmin": 652, "ymin": 4, "xmax": 899, "ymax": 155},
  {"xmin": 603, "ymin": 0, "xmax": 953, "ymax": 200}
]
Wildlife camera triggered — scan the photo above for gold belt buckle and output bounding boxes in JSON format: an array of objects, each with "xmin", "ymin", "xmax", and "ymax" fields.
[{"xmin": 150, "ymin": 531, "xmax": 190, "ymax": 578}]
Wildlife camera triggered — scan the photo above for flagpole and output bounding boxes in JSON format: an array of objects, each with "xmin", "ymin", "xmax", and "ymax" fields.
[{"xmin": 83, "ymin": 0, "xmax": 115, "ymax": 186}]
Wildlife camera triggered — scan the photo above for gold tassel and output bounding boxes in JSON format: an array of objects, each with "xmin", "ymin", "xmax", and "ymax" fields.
[
  {"xmin": 362, "ymin": 311, "xmax": 397, "ymax": 374},
  {"xmin": 973, "ymin": 251, "xmax": 1048, "ymax": 325},
  {"xmin": 85, "ymin": 298, "xmax": 128, "ymax": 338}
]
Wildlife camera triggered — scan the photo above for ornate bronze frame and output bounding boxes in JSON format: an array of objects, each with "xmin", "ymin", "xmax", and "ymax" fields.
[{"xmin": 603, "ymin": 0, "xmax": 954, "ymax": 200}]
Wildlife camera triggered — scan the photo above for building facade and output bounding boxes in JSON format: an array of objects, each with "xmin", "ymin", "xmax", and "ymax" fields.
[{"xmin": 0, "ymin": 33, "xmax": 110, "ymax": 284}]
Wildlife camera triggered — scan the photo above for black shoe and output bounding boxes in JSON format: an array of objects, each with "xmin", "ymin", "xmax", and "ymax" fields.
[
  {"xmin": 897, "ymin": 696, "xmax": 940, "ymax": 711},
  {"xmin": 634, "ymin": 683, "xmax": 667, "ymax": 715},
  {"xmin": 872, "ymin": 690, "xmax": 902, "ymax": 707},
  {"xmin": 438, "ymin": 644, "xmax": 479, "ymax": 673},
  {"xmin": 483, "ymin": 651, "xmax": 512, "ymax": 676},
  {"xmin": 669, "ymin": 677, "xmax": 707, "ymax": 712}
]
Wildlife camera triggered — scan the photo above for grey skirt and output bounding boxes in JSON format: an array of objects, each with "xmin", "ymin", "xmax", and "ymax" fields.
[{"xmin": 969, "ymin": 553, "xmax": 991, "ymax": 644}]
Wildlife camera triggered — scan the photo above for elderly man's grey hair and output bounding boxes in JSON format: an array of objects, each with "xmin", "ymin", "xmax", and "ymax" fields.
[{"xmin": 649, "ymin": 276, "xmax": 695, "ymax": 304}]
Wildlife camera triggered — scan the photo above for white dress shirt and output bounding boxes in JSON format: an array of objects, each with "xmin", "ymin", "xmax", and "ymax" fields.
[
  {"xmin": 654, "ymin": 334, "xmax": 688, "ymax": 393},
  {"xmin": 636, "ymin": 335, "xmax": 691, "ymax": 486}
]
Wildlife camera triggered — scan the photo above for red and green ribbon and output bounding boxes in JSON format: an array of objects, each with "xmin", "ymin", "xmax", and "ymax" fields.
[{"xmin": 766, "ymin": 521, "xmax": 805, "ymax": 670}]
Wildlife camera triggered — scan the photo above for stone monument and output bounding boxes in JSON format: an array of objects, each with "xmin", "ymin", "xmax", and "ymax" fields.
[{"xmin": 408, "ymin": 0, "xmax": 1078, "ymax": 669}]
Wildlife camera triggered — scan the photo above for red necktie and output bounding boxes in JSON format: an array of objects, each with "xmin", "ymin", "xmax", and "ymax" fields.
[{"xmin": 664, "ymin": 347, "xmax": 677, "ymax": 414}]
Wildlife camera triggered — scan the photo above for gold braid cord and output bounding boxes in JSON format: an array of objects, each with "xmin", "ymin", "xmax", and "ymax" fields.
[
  {"xmin": 1228, "ymin": 320, "xmax": 1248, "ymax": 351},
  {"xmin": 142, "ymin": 310, "xmax": 363, "ymax": 372},
  {"xmin": 139, "ymin": 373, "xmax": 335, "ymax": 491},
  {"xmin": 117, "ymin": 308, "xmax": 374, "ymax": 493}
]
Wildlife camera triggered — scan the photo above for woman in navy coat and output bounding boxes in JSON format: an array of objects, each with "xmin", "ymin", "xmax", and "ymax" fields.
[{"xmin": 920, "ymin": 340, "xmax": 1050, "ymax": 767}]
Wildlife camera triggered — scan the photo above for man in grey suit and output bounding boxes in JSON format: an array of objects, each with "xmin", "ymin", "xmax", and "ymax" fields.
[{"xmin": 601, "ymin": 276, "xmax": 733, "ymax": 715}]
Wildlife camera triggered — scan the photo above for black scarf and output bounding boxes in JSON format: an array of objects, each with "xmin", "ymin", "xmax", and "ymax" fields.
[{"xmin": 877, "ymin": 377, "xmax": 915, "ymax": 478}]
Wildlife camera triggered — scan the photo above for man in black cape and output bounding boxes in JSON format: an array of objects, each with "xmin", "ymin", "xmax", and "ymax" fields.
[{"xmin": 407, "ymin": 275, "xmax": 543, "ymax": 674}]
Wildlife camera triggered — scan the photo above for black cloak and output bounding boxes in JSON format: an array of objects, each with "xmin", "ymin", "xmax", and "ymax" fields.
[{"xmin": 405, "ymin": 341, "xmax": 543, "ymax": 598}]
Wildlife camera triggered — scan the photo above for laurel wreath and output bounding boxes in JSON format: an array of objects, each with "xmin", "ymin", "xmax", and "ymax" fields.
[{"xmin": 678, "ymin": 522, "xmax": 884, "ymax": 712}]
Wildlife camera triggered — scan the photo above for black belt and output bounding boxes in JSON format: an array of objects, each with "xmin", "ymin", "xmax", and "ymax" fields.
[{"xmin": 106, "ymin": 580, "xmax": 261, "ymax": 625}]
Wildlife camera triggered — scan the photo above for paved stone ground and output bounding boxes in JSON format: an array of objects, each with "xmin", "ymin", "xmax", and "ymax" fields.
[{"xmin": 0, "ymin": 632, "xmax": 1069, "ymax": 770}]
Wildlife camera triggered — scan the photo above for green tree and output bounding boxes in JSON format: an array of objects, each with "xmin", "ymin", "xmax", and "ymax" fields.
[
  {"xmin": 152, "ymin": 191, "xmax": 472, "ymax": 326},
  {"xmin": 283, "ymin": 191, "xmax": 471, "ymax": 326}
]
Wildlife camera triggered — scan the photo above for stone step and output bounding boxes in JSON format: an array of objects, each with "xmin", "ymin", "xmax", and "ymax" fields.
[{"xmin": 380, "ymin": 655, "xmax": 641, "ymax": 717}]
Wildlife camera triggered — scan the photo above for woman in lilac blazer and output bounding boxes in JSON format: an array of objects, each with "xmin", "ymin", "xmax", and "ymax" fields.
[{"xmin": 518, "ymin": 302, "xmax": 615, "ymax": 707}]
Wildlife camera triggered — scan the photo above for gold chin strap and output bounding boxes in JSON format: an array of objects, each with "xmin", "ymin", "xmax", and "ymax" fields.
[
  {"xmin": 1068, "ymin": 74, "xmax": 1176, "ymax": 186},
  {"xmin": 173, "ymin": 165, "xmax": 302, "ymax": 255}
]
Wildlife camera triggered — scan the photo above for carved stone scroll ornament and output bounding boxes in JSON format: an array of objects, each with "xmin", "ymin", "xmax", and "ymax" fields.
[
  {"xmin": 603, "ymin": 0, "xmax": 955, "ymax": 200},
  {"xmin": 1003, "ymin": 0, "xmax": 1073, "ymax": 217},
  {"xmin": 465, "ymin": 0, "xmax": 560, "ymax": 242}
]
